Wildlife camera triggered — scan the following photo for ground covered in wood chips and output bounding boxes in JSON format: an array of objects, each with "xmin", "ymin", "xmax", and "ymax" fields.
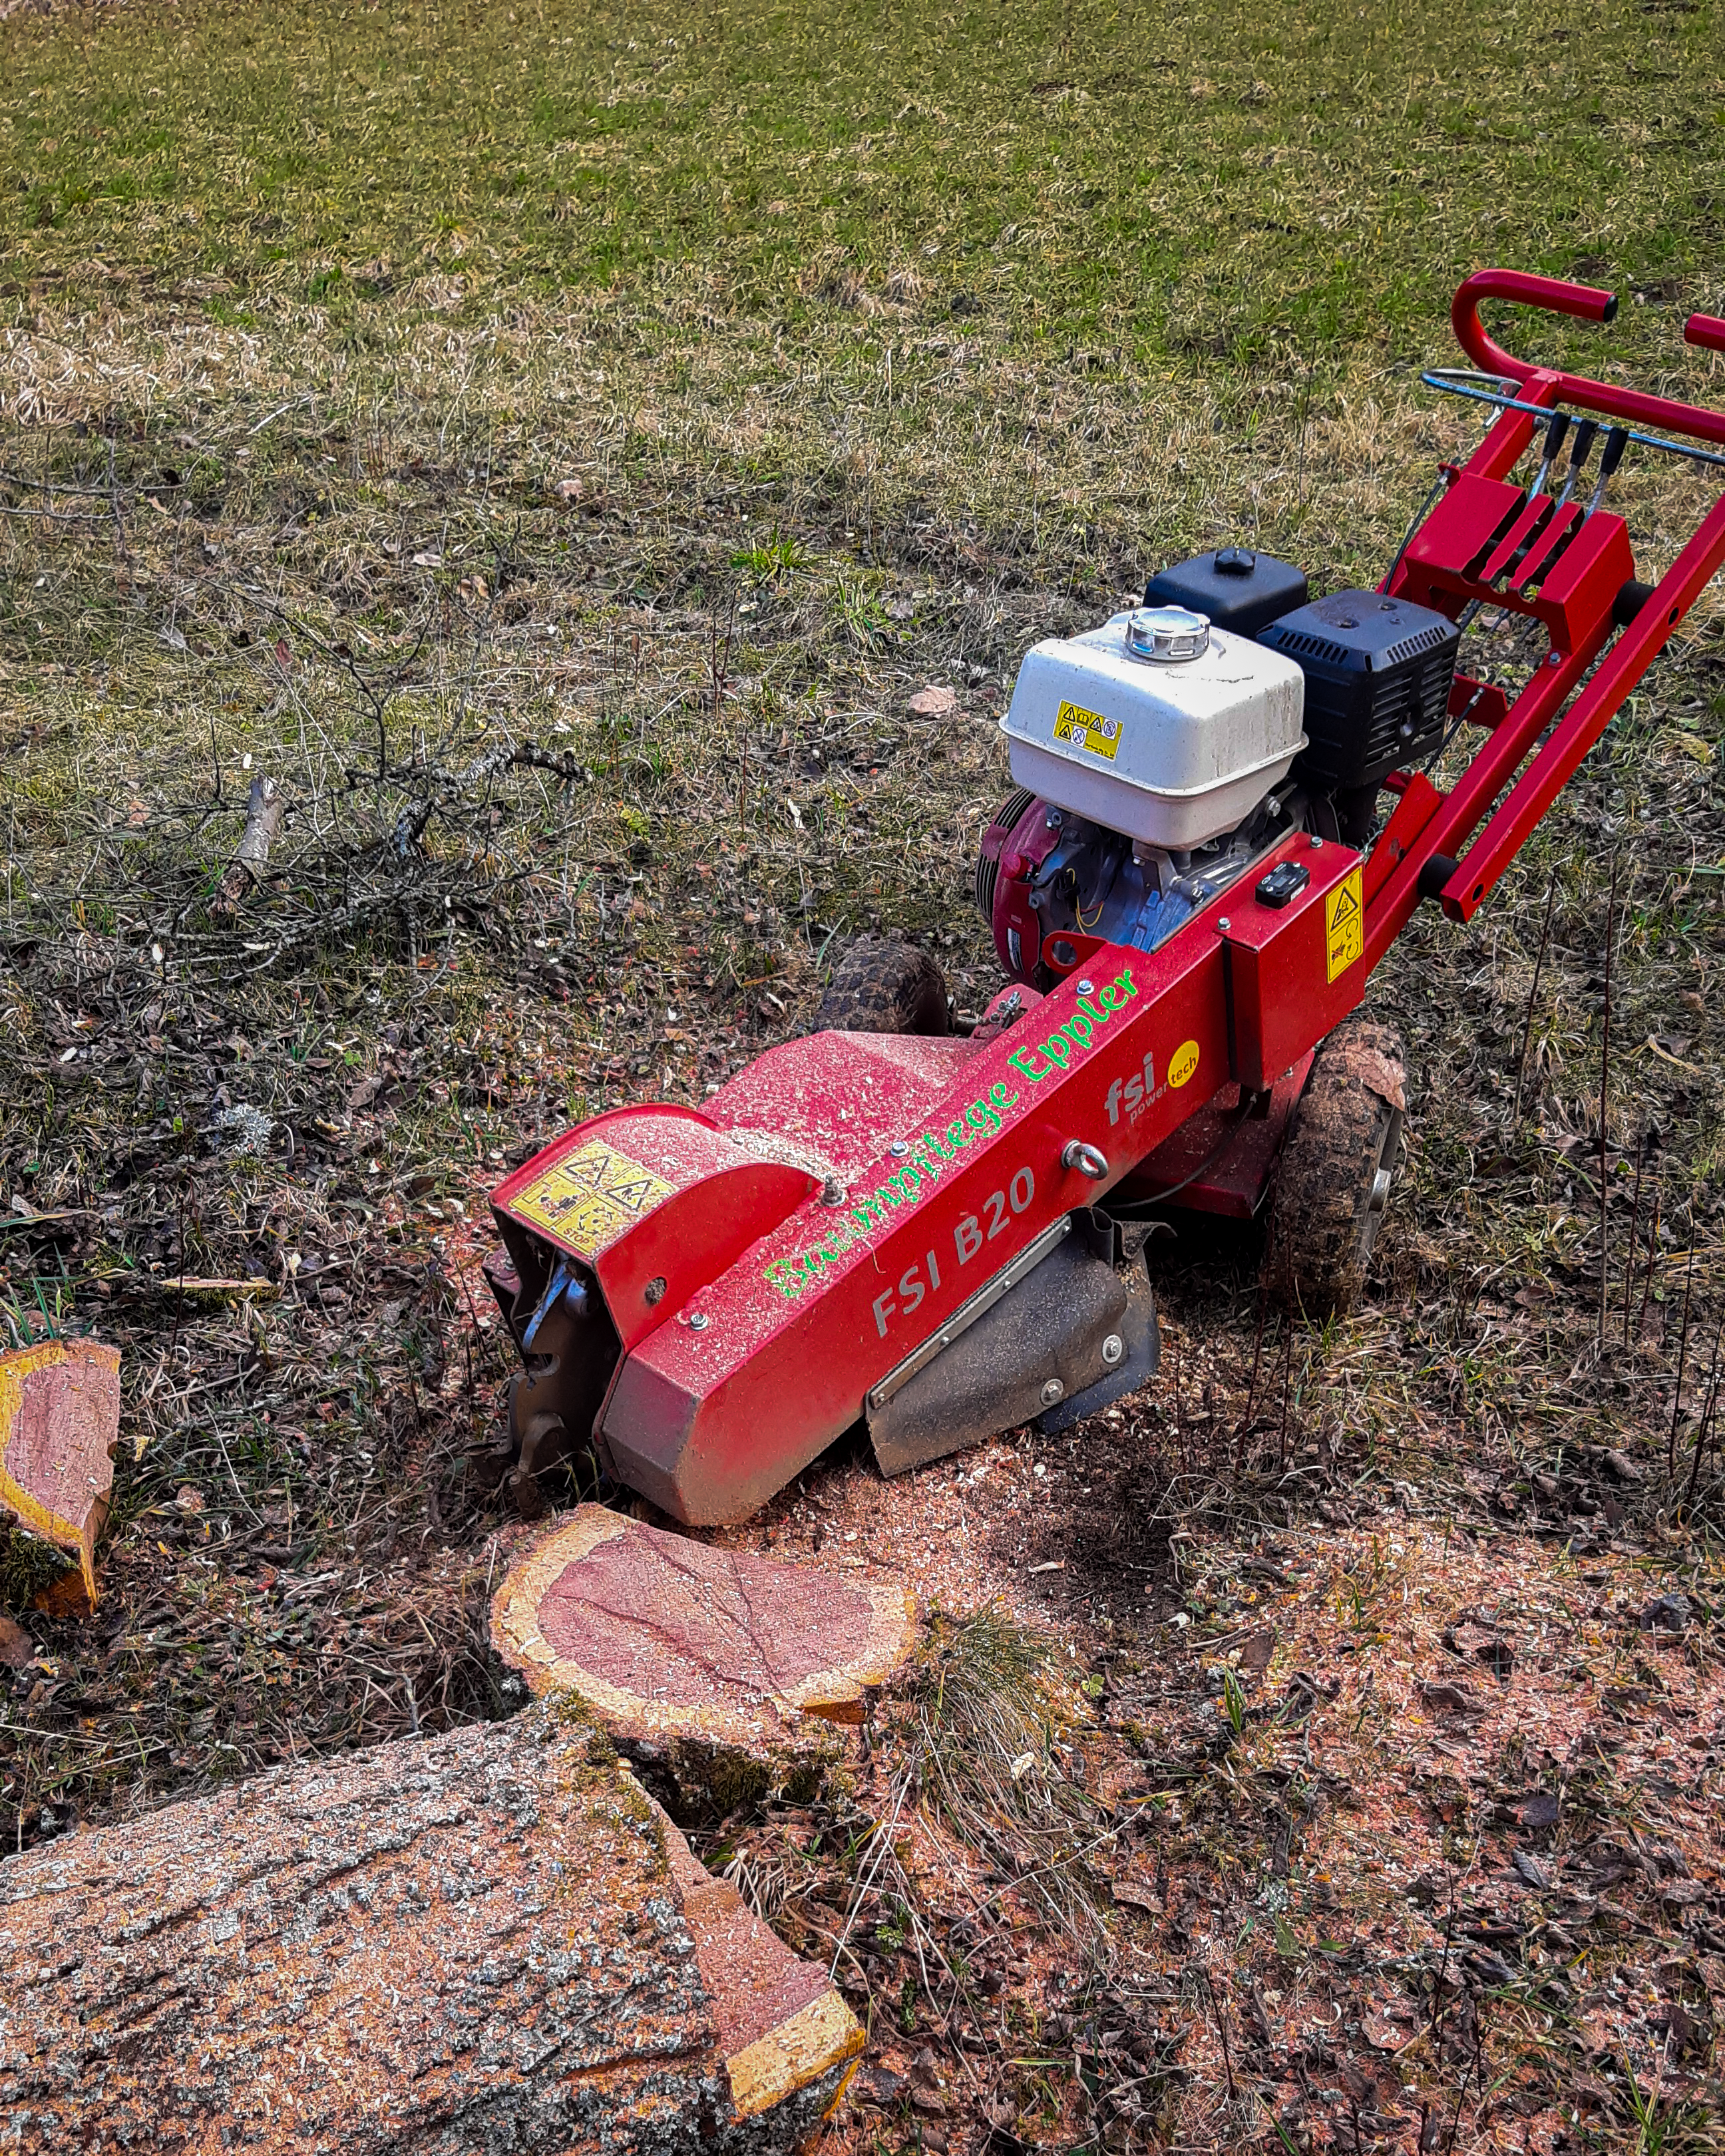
[
  {"xmin": 703, "ymin": 1425, "xmax": 1725, "ymax": 2155},
  {"xmin": 4, "ymin": 0, "xmax": 1725, "ymax": 2148}
]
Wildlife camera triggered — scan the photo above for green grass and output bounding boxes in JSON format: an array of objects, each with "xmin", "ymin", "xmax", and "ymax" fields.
[{"xmin": 3, "ymin": 0, "xmax": 1722, "ymax": 366}]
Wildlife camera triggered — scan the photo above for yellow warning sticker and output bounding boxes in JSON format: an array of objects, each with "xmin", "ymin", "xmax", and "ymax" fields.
[
  {"xmin": 509, "ymin": 1139, "xmax": 676, "ymax": 1258},
  {"xmin": 1168, "ymin": 1039, "xmax": 1201, "ymax": 1089},
  {"xmin": 1325, "ymin": 866, "xmax": 1364, "ymax": 982},
  {"xmin": 1052, "ymin": 700, "xmax": 1123, "ymax": 763}
]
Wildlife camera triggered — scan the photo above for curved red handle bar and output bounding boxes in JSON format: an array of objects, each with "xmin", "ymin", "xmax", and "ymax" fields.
[
  {"xmin": 1451, "ymin": 266, "xmax": 1725, "ymax": 448},
  {"xmin": 1451, "ymin": 268, "xmax": 1618, "ymax": 378}
]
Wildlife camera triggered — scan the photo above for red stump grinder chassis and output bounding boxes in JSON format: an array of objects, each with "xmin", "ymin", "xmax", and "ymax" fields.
[{"xmin": 484, "ymin": 270, "xmax": 1725, "ymax": 1526}]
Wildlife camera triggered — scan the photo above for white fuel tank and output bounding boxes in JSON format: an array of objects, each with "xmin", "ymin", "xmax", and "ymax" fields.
[{"xmin": 1000, "ymin": 605, "xmax": 1307, "ymax": 850}]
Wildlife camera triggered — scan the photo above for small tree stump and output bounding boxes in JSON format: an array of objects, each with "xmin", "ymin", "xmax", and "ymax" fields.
[
  {"xmin": 0, "ymin": 1338, "xmax": 120, "ymax": 1604},
  {"xmin": 490, "ymin": 1507, "xmax": 916, "ymax": 1814},
  {"xmin": 0, "ymin": 1706, "xmax": 861, "ymax": 2152}
]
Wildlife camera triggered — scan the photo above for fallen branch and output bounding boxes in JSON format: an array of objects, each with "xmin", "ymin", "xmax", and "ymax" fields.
[
  {"xmin": 116, "ymin": 1274, "xmax": 280, "ymax": 1297},
  {"xmin": 0, "ymin": 1707, "xmax": 862, "ymax": 2151},
  {"xmin": 207, "ymin": 773, "xmax": 283, "ymax": 921}
]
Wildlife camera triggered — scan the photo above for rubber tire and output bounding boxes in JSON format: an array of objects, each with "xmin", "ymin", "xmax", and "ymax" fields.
[
  {"xmin": 1266, "ymin": 1015, "xmax": 1407, "ymax": 1321},
  {"xmin": 814, "ymin": 935, "xmax": 952, "ymax": 1035}
]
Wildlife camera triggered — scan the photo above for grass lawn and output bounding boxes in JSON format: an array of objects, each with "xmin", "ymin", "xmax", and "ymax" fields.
[{"xmin": 4, "ymin": 0, "xmax": 1725, "ymax": 2145}]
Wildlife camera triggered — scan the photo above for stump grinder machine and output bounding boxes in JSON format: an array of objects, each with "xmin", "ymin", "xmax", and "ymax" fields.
[{"xmin": 483, "ymin": 270, "xmax": 1725, "ymax": 1523}]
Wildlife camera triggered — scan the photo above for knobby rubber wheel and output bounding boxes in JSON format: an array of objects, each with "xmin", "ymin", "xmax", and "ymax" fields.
[
  {"xmin": 814, "ymin": 934, "xmax": 952, "ymax": 1035},
  {"xmin": 1266, "ymin": 1015, "xmax": 1408, "ymax": 1320}
]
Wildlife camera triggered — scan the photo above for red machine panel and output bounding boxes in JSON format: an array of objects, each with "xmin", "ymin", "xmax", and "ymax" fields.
[
  {"xmin": 600, "ymin": 927, "xmax": 1232, "ymax": 1521},
  {"xmin": 491, "ymin": 1105, "xmax": 817, "ymax": 1353},
  {"xmin": 1396, "ymin": 470, "xmax": 1634, "ymax": 656},
  {"xmin": 1221, "ymin": 833, "xmax": 1369, "ymax": 1093},
  {"xmin": 1115, "ymin": 1054, "xmax": 1314, "ymax": 1218}
]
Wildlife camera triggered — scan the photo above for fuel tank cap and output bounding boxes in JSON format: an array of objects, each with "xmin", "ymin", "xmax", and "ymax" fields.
[{"xmin": 1125, "ymin": 604, "xmax": 1210, "ymax": 663}]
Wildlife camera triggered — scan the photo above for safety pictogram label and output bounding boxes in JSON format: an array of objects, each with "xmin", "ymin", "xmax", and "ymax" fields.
[
  {"xmin": 1325, "ymin": 866, "xmax": 1364, "ymax": 982},
  {"xmin": 1052, "ymin": 700, "xmax": 1122, "ymax": 762},
  {"xmin": 508, "ymin": 1140, "xmax": 675, "ymax": 1257}
]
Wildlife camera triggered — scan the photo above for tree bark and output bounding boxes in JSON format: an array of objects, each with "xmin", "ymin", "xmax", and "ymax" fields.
[{"xmin": 0, "ymin": 1706, "xmax": 861, "ymax": 2153}]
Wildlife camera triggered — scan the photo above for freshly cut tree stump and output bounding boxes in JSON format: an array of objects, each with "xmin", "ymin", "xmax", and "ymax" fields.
[
  {"xmin": 0, "ymin": 1336, "xmax": 121, "ymax": 1604},
  {"xmin": 490, "ymin": 1507, "xmax": 917, "ymax": 1813},
  {"xmin": 0, "ymin": 1707, "xmax": 862, "ymax": 2153}
]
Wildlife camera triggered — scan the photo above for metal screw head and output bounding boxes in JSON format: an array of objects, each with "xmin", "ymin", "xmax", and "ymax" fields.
[
  {"xmin": 820, "ymin": 1176, "xmax": 847, "ymax": 1206},
  {"xmin": 888, "ymin": 1140, "xmax": 908, "ymax": 1158},
  {"xmin": 689, "ymin": 1312, "xmax": 709, "ymax": 1332},
  {"xmin": 1040, "ymin": 1377, "xmax": 1065, "ymax": 1407},
  {"xmin": 1310, "ymin": 834, "xmax": 1324, "ymax": 848},
  {"xmin": 1101, "ymin": 1333, "xmax": 1125, "ymax": 1368},
  {"xmin": 1217, "ymin": 916, "xmax": 1231, "ymax": 931},
  {"xmin": 1075, "ymin": 978, "xmax": 1095, "ymax": 996}
]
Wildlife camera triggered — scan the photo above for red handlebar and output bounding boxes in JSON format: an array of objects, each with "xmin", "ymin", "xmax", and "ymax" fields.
[
  {"xmin": 1451, "ymin": 266, "xmax": 1725, "ymax": 448},
  {"xmin": 1451, "ymin": 268, "xmax": 1618, "ymax": 381}
]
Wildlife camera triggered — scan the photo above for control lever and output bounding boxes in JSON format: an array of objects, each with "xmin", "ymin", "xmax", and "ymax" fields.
[
  {"xmin": 1503, "ymin": 419, "xmax": 1603, "ymax": 599},
  {"xmin": 1461, "ymin": 407, "xmax": 1571, "ymax": 613},
  {"xmin": 1492, "ymin": 411, "xmax": 1595, "ymax": 608},
  {"xmin": 1586, "ymin": 427, "xmax": 1630, "ymax": 514},
  {"xmin": 1487, "ymin": 409, "xmax": 1575, "ymax": 606},
  {"xmin": 1553, "ymin": 419, "xmax": 1599, "ymax": 509},
  {"xmin": 1527, "ymin": 408, "xmax": 1571, "ymax": 496},
  {"xmin": 1519, "ymin": 421, "xmax": 1626, "ymax": 596}
]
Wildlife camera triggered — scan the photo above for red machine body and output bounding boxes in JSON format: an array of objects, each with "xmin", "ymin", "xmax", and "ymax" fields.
[{"xmin": 490, "ymin": 271, "xmax": 1725, "ymax": 1525}]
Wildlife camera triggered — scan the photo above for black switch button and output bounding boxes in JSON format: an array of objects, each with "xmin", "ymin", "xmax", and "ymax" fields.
[{"xmin": 1254, "ymin": 860, "xmax": 1311, "ymax": 910}]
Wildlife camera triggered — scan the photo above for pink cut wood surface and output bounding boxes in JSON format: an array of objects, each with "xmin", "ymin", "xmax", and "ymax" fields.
[
  {"xmin": 490, "ymin": 1507, "xmax": 917, "ymax": 1790},
  {"xmin": 0, "ymin": 1338, "xmax": 121, "ymax": 1602}
]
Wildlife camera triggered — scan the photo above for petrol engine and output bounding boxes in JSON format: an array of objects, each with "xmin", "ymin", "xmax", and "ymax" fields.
[{"xmin": 976, "ymin": 547, "xmax": 1461, "ymax": 984}]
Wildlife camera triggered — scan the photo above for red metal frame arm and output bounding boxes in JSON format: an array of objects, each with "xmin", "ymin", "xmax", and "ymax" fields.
[
  {"xmin": 1362, "ymin": 625, "xmax": 1609, "ymax": 966},
  {"xmin": 1453, "ymin": 268, "xmax": 1725, "ymax": 448},
  {"xmin": 1435, "ymin": 492, "xmax": 1725, "ymax": 918}
]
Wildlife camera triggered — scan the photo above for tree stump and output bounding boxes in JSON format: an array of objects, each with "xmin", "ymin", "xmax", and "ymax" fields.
[
  {"xmin": 490, "ymin": 1506, "xmax": 917, "ymax": 1815},
  {"xmin": 0, "ymin": 1337, "xmax": 120, "ymax": 1605},
  {"xmin": 0, "ymin": 1706, "xmax": 861, "ymax": 2153}
]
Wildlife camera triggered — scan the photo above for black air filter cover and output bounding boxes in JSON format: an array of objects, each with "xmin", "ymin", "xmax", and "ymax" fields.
[
  {"xmin": 1143, "ymin": 547, "xmax": 1309, "ymax": 638},
  {"xmin": 1257, "ymin": 589, "xmax": 1459, "ymax": 792}
]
